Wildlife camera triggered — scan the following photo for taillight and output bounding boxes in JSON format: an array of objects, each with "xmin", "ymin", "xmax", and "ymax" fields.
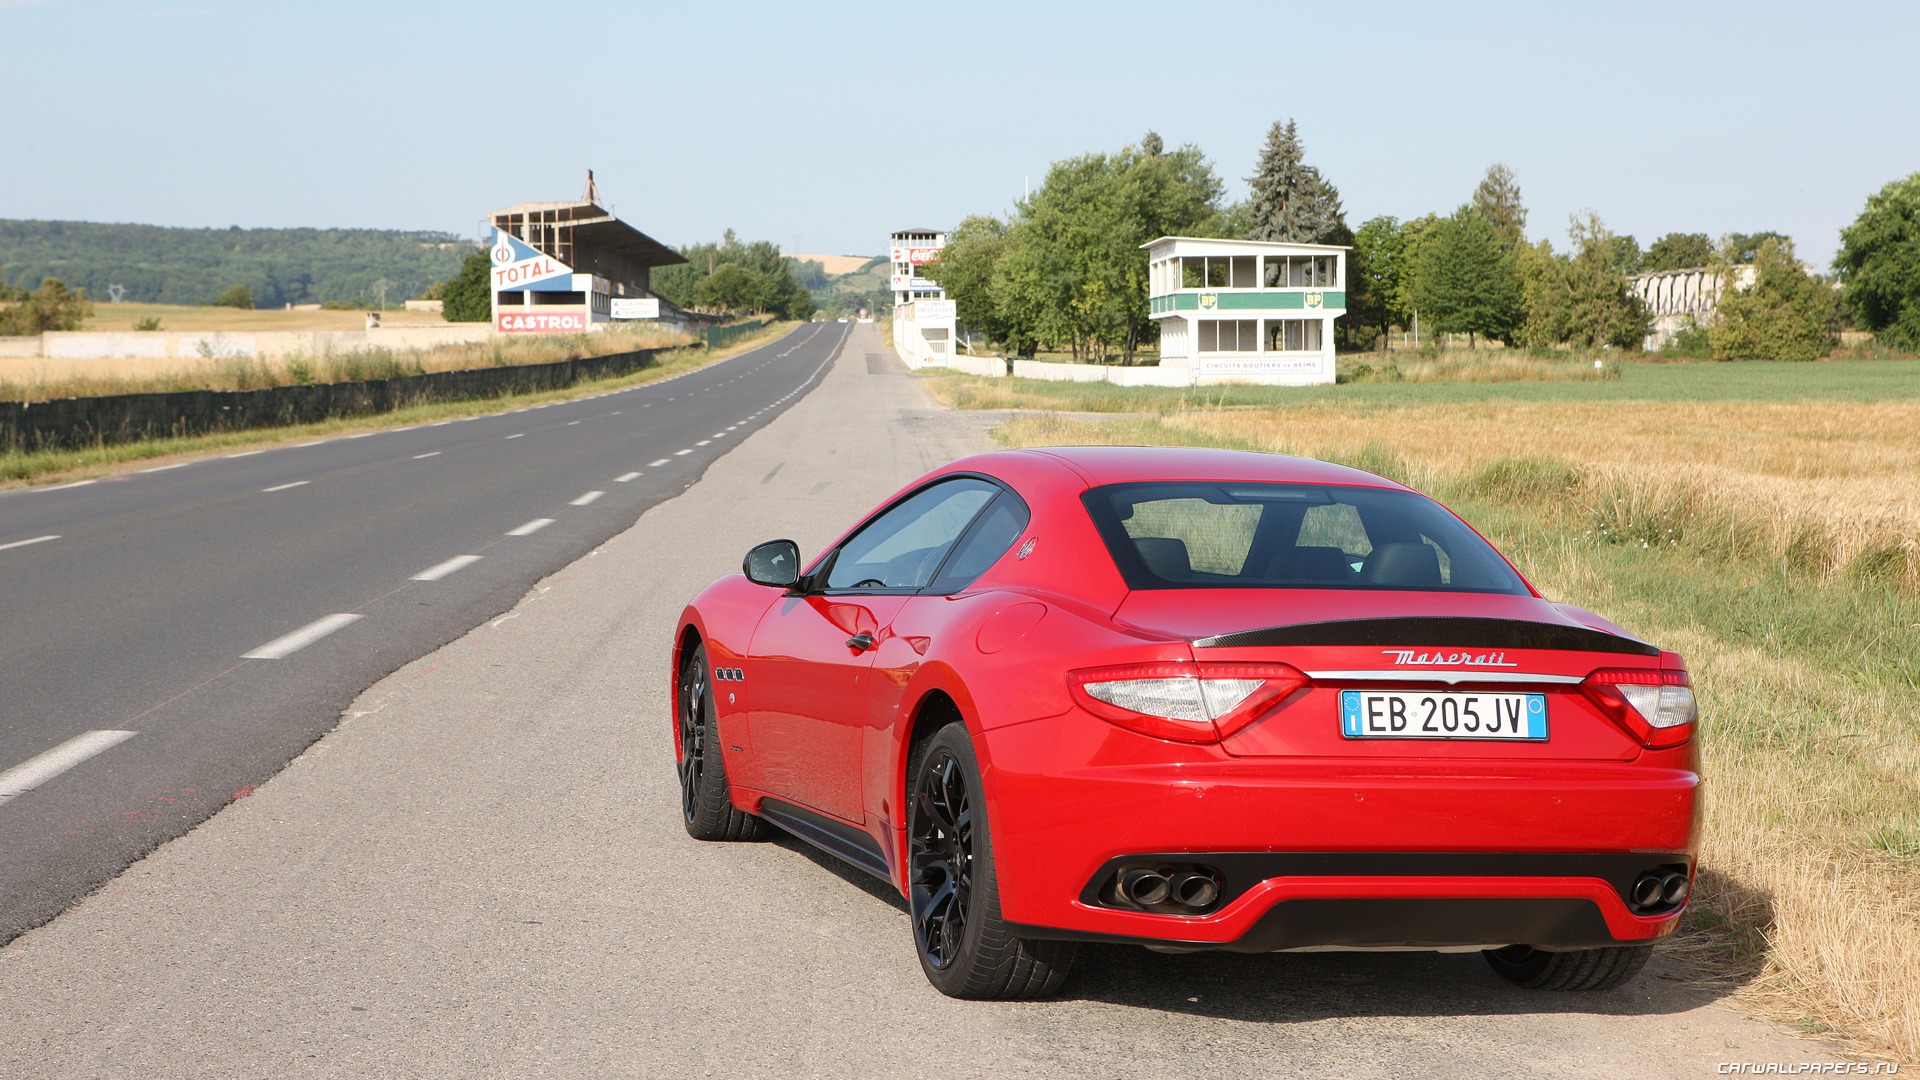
[
  {"xmin": 1581, "ymin": 667, "xmax": 1697, "ymax": 749},
  {"xmin": 1068, "ymin": 662, "xmax": 1310, "ymax": 743}
]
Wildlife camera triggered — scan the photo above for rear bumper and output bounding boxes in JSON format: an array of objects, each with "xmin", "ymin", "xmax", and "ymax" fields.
[{"xmin": 976, "ymin": 710, "xmax": 1699, "ymax": 951}]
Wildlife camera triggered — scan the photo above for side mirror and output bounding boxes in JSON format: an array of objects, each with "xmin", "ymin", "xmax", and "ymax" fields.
[{"xmin": 743, "ymin": 539, "xmax": 802, "ymax": 588}]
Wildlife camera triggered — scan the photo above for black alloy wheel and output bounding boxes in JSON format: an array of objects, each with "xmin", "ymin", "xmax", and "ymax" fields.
[
  {"xmin": 909, "ymin": 746, "xmax": 973, "ymax": 969},
  {"xmin": 676, "ymin": 643, "xmax": 766, "ymax": 842},
  {"xmin": 906, "ymin": 722, "xmax": 1073, "ymax": 999}
]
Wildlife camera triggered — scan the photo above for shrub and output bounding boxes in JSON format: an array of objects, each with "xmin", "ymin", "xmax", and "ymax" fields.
[
  {"xmin": 1710, "ymin": 239, "xmax": 1839, "ymax": 361},
  {"xmin": 214, "ymin": 284, "xmax": 254, "ymax": 309}
]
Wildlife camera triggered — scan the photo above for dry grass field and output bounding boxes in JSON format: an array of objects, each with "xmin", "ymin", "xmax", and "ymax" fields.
[
  {"xmin": 1, "ymin": 324, "xmax": 695, "ymax": 402},
  {"xmin": 925, "ymin": 359, "xmax": 1920, "ymax": 1059},
  {"xmin": 80, "ymin": 302, "xmax": 452, "ymax": 333}
]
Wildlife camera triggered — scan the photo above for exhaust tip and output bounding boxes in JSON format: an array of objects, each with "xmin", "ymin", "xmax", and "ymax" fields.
[
  {"xmin": 1120, "ymin": 868, "xmax": 1170, "ymax": 907},
  {"xmin": 1660, "ymin": 871, "xmax": 1690, "ymax": 906},
  {"xmin": 1171, "ymin": 872, "xmax": 1220, "ymax": 910},
  {"xmin": 1630, "ymin": 874, "xmax": 1664, "ymax": 909}
]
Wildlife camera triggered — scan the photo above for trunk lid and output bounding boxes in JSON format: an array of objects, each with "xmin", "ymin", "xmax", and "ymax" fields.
[{"xmin": 1113, "ymin": 589, "xmax": 1662, "ymax": 760}]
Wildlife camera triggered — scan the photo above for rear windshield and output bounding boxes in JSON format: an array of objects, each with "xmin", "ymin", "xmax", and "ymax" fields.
[{"xmin": 1082, "ymin": 481, "xmax": 1530, "ymax": 594}]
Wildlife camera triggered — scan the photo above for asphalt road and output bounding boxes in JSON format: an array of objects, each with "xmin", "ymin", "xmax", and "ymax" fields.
[
  {"xmin": 0, "ymin": 321, "xmax": 850, "ymax": 944},
  {"xmin": 0, "ymin": 324, "xmax": 1844, "ymax": 1077}
]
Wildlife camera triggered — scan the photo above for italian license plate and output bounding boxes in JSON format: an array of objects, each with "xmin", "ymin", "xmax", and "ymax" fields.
[{"xmin": 1340, "ymin": 690, "xmax": 1547, "ymax": 741}]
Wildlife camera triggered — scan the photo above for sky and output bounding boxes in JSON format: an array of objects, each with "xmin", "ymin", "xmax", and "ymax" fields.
[{"xmin": 4, "ymin": 0, "xmax": 1916, "ymax": 269}]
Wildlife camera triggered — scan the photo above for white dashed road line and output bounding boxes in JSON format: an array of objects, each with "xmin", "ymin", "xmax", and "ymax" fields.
[
  {"xmin": 647, "ymin": 459, "xmax": 671, "ymax": 467},
  {"xmin": 695, "ymin": 440, "xmax": 711, "ymax": 447},
  {"xmin": 506, "ymin": 433, "xmax": 525, "ymax": 440},
  {"xmin": 0, "ymin": 534, "xmax": 60, "ymax": 553},
  {"xmin": 0, "ymin": 730, "xmax": 138, "ymax": 806},
  {"xmin": 262, "ymin": 481, "xmax": 310, "ymax": 493},
  {"xmin": 567, "ymin": 421, "xmax": 582, "ymax": 426},
  {"xmin": 411, "ymin": 555, "xmax": 483, "ymax": 582},
  {"xmin": 673, "ymin": 449, "xmax": 694, "ymax": 457},
  {"xmin": 413, "ymin": 452, "xmax": 442, "ymax": 460},
  {"xmin": 570, "ymin": 491, "xmax": 604, "ymax": 506},
  {"xmin": 615, "ymin": 472, "xmax": 642, "ymax": 483},
  {"xmin": 507, "ymin": 518, "xmax": 554, "ymax": 536},
  {"xmin": 243, "ymin": 613, "xmax": 363, "ymax": 660}
]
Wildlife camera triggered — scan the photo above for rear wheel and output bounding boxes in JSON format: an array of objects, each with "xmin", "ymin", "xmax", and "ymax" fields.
[
  {"xmin": 907, "ymin": 723, "xmax": 1074, "ymax": 999},
  {"xmin": 1484, "ymin": 944, "xmax": 1653, "ymax": 991},
  {"xmin": 677, "ymin": 643, "xmax": 766, "ymax": 842}
]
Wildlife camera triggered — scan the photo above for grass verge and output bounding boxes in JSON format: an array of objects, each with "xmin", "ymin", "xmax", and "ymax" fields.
[
  {"xmin": 0, "ymin": 321, "xmax": 792, "ymax": 489},
  {"xmin": 967, "ymin": 396, "xmax": 1920, "ymax": 1060}
]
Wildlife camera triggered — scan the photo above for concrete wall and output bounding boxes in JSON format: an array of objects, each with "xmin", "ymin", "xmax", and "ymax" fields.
[
  {"xmin": 1, "ymin": 345, "xmax": 672, "ymax": 452},
  {"xmin": 19, "ymin": 325, "xmax": 495, "ymax": 361}
]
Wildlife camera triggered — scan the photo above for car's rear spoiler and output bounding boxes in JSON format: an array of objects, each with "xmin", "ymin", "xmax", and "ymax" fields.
[{"xmin": 1191, "ymin": 616, "xmax": 1660, "ymax": 656}]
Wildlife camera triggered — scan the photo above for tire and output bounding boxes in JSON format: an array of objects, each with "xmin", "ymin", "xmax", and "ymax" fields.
[
  {"xmin": 1484, "ymin": 943, "xmax": 1653, "ymax": 991},
  {"xmin": 907, "ymin": 722, "xmax": 1074, "ymax": 999},
  {"xmin": 677, "ymin": 643, "xmax": 767, "ymax": 842}
]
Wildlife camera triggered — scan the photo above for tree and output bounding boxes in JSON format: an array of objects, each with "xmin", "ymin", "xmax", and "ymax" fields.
[
  {"xmin": 1834, "ymin": 172, "xmax": 1920, "ymax": 350},
  {"xmin": 1471, "ymin": 163, "xmax": 1528, "ymax": 251},
  {"xmin": 1245, "ymin": 119, "xmax": 1345, "ymax": 244},
  {"xmin": 214, "ymin": 283, "xmax": 254, "ymax": 309},
  {"xmin": 440, "ymin": 251, "xmax": 492, "ymax": 322},
  {"xmin": 1350, "ymin": 216, "xmax": 1408, "ymax": 346},
  {"xmin": 986, "ymin": 137, "xmax": 1227, "ymax": 362},
  {"xmin": 1722, "ymin": 231, "xmax": 1792, "ymax": 264},
  {"xmin": 922, "ymin": 215, "xmax": 1011, "ymax": 348},
  {"xmin": 1517, "ymin": 213, "xmax": 1650, "ymax": 350},
  {"xmin": 1607, "ymin": 234, "xmax": 1642, "ymax": 277},
  {"xmin": 1643, "ymin": 232, "xmax": 1714, "ymax": 273},
  {"xmin": 0, "ymin": 276, "xmax": 93, "ymax": 334},
  {"xmin": 1711, "ymin": 237, "xmax": 1839, "ymax": 361},
  {"xmin": 1141, "ymin": 130, "xmax": 1164, "ymax": 158},
  {"xmin": 1409, "ymin": 206, "xmax": 1523, "ymax": 346}
]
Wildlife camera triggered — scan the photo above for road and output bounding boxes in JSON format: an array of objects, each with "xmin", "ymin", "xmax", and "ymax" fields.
[
  {"xmin": 0, "ymin": 321, "xmax": 848, "ymax": 944},
  {"xmin": 0, "ymin": 325, "xmax": 1841, "ymax": 1076}
]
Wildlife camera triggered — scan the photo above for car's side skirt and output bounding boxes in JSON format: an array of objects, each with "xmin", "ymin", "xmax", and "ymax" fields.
[{"xmin": 757, "ymin": 797, "xmax": 891, "ymax": 882}]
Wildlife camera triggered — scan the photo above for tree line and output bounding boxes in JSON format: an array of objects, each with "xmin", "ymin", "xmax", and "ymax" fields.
[
  {"xmin": 926, "ymin": 122, "xmax": 1920, "ymax": 362},
  {"xmin": 0, "ymin": 220, "xmax": 476, "ymax": 309}
]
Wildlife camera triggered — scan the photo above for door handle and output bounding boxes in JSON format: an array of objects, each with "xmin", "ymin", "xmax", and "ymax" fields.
[{"xmin": 845, "ymin": 632, "xmax": 876, "ymax": 652}]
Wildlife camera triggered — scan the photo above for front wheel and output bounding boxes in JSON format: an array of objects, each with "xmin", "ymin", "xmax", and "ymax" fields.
[
  {"xmin": 1484, "ymin": 944, "xmax": 1653, "ymax": 991},
  {"xmin": 677, "ymin": 643, "xmax": 766, "ymax": 842},
  {"xmin": 907, "ymin": 722, "xmax": 1074, "ymax": 999}
]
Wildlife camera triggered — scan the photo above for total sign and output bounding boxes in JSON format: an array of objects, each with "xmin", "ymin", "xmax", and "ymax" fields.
[{"xmin": 491, "ymin": 228, "xmax": 575, "ymax": 292}]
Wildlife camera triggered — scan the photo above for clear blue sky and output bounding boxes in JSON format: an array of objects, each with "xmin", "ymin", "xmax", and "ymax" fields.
[{"xmin": 5, "ymin": 0, "xmax": 1915, "ymax": 268}]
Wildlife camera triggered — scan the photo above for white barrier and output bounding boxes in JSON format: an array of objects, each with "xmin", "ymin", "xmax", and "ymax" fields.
[{"xmin": 1009, "ymin": 358, "xmax": 1193, "ymax": 386}]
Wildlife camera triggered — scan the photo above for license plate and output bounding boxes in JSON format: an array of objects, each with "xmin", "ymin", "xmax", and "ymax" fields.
[{"xmin": 1340, "ymin": 690, "xmax": 1547, "ymax": 741}]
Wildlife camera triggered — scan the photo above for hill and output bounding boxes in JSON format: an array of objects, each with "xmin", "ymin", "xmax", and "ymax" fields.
[
  {"xmin": 784, "ymin": 253, "xmax": 877, "ymax": 276},
  {"xmin": 0, "ymin": 219, "xmax": 479, "ymax": 309}
]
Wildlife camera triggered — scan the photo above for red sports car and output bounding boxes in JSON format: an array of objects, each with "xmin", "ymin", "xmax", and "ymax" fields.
[{"xmin": 672, "ymin": 447, "xmax": 1700, "ymax": 999}]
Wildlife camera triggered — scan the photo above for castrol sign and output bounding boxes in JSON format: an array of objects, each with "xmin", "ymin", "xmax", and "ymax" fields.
[
  {"xmin": 496, "ymin": 311, "xmax": 587, "ymax": 333},
  {"xmin": 491, "ymin": 228, "xmax": 574, "ymax": 292}
]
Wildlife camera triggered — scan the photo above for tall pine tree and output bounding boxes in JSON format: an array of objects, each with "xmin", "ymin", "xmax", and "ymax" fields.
[
  {"xmin": 1472, "ymin": 163, "xmax": 1528, "ymax": 252},
  {"xmin": 1246, "ymin": 120, "xmax": 1345, "ymax": 244}
]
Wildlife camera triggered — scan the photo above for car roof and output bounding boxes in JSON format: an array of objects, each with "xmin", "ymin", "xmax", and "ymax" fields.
[{"xmin": 992, "ymin": 445, "xmax": 1410, "ymax": 492}]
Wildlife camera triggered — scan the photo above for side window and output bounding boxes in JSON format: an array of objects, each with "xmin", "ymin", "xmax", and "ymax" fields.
[
  {"xmin": 825, "ymin": 479, "xmax": 997, "ymax": 591},
  {"xmin": 927, "ymin": 492, "xmax": 1030, "ymax": 593}
]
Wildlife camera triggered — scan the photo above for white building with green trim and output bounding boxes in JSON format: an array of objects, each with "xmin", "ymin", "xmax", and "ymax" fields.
[{"xmin": 1144, "ymin": 236, "xmax": 1347, "ymax": 386}]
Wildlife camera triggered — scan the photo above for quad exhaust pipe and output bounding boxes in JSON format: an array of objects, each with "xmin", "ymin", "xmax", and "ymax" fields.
[{"xmin": 1629, "ymin": 868, "xmax": 1691, "ymax": 913}]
